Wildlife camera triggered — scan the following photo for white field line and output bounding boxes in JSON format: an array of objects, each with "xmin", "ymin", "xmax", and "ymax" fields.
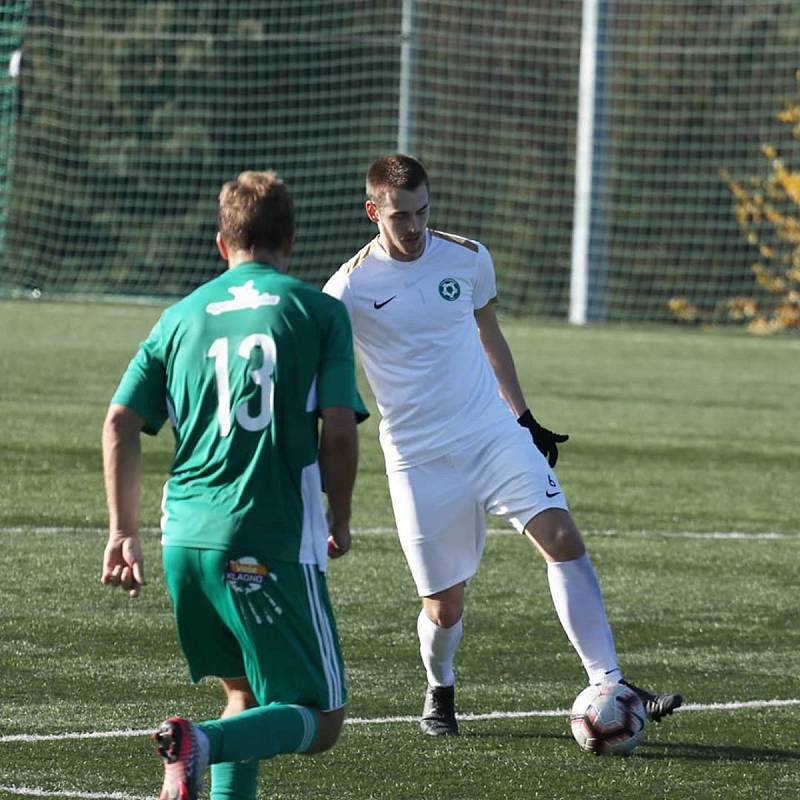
[
  {"xmin": 2, "ymin": 699, "xmax": 799, "ymax": 800},
  {"xmin": 2, "ymin": 698, "xmax": 799, "ymax": 744},
  {"xmin": 1, "ymin": 526, "xmax": 798, "ymax": 540},
  {"xmin": 0, "ymin": 789, "xmax": 152, "ymax": 800},
  {"xmin": 1, "ymin": 529, "xmax": 795, "ymax": 800}
]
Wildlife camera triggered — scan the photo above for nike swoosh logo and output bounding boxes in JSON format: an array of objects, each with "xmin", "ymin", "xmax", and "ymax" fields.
[
  {"xmin": 545, "ymin": 490, "xmax": 561, "ymax": 498},
  {"xmin": 373, "ymin": 296, "xmax": 397, "ymax": 309}
]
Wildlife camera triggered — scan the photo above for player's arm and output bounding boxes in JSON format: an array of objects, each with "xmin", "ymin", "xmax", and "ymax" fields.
[
  {"xmin": 474, "ymin": 302, "xmax": 568, "ymax": 467},
  {"xmin": 318, "ymin": 406, "xmax": 359, "ymax": 558},
  {"xmin": 474, "ymin": 301, "xmax": 528, "ymax": 416},
  {"xmin": 101, "ymin": 403, "xmax": 146, "ymax": 597}
]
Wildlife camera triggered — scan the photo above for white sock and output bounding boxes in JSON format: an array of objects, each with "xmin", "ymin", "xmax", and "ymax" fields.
[
  {"xmin": 546, "ymin": 553, "xmax": 621, "ymax": 685},
  {"xmin": 417, "ymin": 609, "xmax": 463, "ymax": 688}
]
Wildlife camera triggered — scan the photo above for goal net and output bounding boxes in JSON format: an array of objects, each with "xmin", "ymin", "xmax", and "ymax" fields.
[
  {"xmin": 1, "ymin": 1, "xmax": 798, "ymax": 324},
  {"xmin": 0, "ymin": 1, "xmax": 27, "ymax": 260}
]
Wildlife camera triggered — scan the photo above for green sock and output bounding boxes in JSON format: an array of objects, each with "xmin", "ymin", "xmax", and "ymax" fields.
[
  {"xmin": 210, "ymin": 760, "xmax": 259, "ymax": 800},
  {"xmin": 198, "ymin": 704, "xmax": 319, "ymax": 763}
]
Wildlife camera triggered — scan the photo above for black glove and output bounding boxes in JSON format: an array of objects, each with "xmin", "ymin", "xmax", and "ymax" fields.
[{"xmin": 517, "ymin": 409, "xmax": 569, "ymax": 468}]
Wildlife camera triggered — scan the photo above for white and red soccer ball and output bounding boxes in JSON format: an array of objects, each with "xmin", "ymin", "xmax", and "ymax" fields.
[{"xmin": 570, "ymin": 682, "xmax": 646, "ymax": 755}]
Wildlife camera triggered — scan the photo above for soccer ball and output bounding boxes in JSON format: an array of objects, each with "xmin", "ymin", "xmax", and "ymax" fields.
[{"xmin": 569, "ymin": 682, "xmax": 646, "ymax": 756}]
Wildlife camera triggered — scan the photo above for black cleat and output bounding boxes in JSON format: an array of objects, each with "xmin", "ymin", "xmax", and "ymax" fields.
[
  {"xmin": 620, "ymin": 679, "xmax": 683, "ymax": 723},
  {"xmin": 420, "ymin": 684, "xmax": 459, "ymax": 736}
]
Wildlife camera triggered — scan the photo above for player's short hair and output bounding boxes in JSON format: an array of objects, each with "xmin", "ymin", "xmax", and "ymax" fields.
[
  {"xmin": 218, "ymin": 170, "xmax": 295, "ymax": 253},
  {"xmin": 366, "ymin": 154, "xmax": 429, "ymax": 205}
]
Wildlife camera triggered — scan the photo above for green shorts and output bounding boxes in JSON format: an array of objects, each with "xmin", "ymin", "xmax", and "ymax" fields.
[{"xmin": 162, "ymin": 547, "xmax": 346, "ymax": 711}]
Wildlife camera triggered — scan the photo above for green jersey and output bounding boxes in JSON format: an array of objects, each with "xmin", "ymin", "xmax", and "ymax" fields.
[{"xmin": 112, "ymin": 261, "xmax": 367, "ymax": 565}]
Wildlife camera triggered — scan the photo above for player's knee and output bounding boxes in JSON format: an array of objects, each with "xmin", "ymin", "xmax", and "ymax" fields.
[
  {"xmin": 426, "ymin": 605, "xmax": 462, "ymax": 629},
  {"xmin": 222, "ymin": 691, "xmax": 258, "ymax": 717},
  {"xmin": 550, "ymin": 530, "xmax": 586, "ymax": 561},
  {"xmin": 422, "ymin": 583, "xmax": 465, "ymax": 629},
  {"xmin": 220, "ymin": 677, "xmax": 258, "ymax": 717},
  {"xmin": 304, "ymin": 707, "xmax": 346, "ymax": 755},
  {"xmin": 525, "ymin": 509, "xmax": 586, "ymax": 561}
]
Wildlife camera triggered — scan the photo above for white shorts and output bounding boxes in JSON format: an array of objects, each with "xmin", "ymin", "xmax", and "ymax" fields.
[{"xmin": 387, "ymin": 417, "xmax": 569, "ymax": 596}]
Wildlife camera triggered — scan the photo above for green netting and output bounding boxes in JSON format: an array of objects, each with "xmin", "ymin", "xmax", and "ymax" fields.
[
  {"xmin": 589, "ymin": 1, "xmax": 800, "ymax": 323},
  {"xmin": 0, "ymin": 1, "xmax": 27, "ymax": 260},
  {"xmin": 1, "ymin": 1, "xmax": 799, "ymax": 323}
]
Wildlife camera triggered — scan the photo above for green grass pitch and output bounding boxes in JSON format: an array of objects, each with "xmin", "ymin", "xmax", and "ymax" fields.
[{"xmin": 1, "ymin": 299, "xmax": 799, "ymax": 800}]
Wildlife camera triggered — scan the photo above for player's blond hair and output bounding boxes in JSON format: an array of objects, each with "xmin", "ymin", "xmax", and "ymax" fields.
[
  {"xmin": 366, "ymin": 154, "xmax": 429, "ymax": 205},
  {"xmin": 218, "ymin": 170, "xmax": 295, "ymax": 253}
]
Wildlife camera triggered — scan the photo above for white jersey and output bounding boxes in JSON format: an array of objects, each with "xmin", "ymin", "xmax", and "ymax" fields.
[{"xmin": 323, "ymin": 228, "xmax": 516, "ymax": 470}]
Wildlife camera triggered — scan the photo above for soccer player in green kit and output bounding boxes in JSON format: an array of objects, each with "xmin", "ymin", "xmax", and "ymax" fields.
[{"xmin": 101, "ymin": 170, "xmax": 367, "ymax": 800}]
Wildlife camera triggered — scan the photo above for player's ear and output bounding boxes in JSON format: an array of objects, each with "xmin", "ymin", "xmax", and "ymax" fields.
[
  {"xmin": 365, "ymin": 199, "xmax": 380, "ymax": 224},
  {"xmin": 216, "ymin": 232, "xmax": 229, "ymax": 262}
]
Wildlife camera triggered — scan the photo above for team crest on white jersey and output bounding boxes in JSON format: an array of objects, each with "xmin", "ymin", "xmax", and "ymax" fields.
[
  {"xmin": 438, "ymin": 278, "xmax": 461, "ymax": 301},
  {"xmin": 206, "ymin": 281, "xmax": 280, "ymax": 315}
]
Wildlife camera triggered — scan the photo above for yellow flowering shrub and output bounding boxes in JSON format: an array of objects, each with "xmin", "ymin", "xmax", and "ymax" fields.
[{"xmin": 670, "ymin": 73, "xmax": 800, "ymax": 333}]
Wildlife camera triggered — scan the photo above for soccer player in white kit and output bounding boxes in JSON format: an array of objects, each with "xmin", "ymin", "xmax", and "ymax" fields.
[{"xmin": 324, "ymin": 155, "xmax": 682, "ymax": 735}]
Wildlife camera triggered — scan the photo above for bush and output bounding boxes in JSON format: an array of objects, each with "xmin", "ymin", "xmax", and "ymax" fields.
[{"xmin": 670, "ymin": 73, "xmax": 800, "ymax": 334}]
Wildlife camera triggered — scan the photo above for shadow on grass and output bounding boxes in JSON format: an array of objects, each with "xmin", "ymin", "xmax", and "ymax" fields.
[
  {"xmin": 635, "ymin": 740, "xmax": 800, "ymax": 762},
  {"xmin": 463, "ymin": 730, "xmax": 800, "ymax": 762}
]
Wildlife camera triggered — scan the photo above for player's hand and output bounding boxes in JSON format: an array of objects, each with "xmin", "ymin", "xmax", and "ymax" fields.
[
  {"xmin": 327, "ymin": 522, "xmax": 351, "ymax": 559},
  {"xmin": 517, "ymin": 409, "xmax": 569, "ymax": 468},
  {"xmin": 101, "ymin": 533, "xmax": 145, "ymax": 598}
]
